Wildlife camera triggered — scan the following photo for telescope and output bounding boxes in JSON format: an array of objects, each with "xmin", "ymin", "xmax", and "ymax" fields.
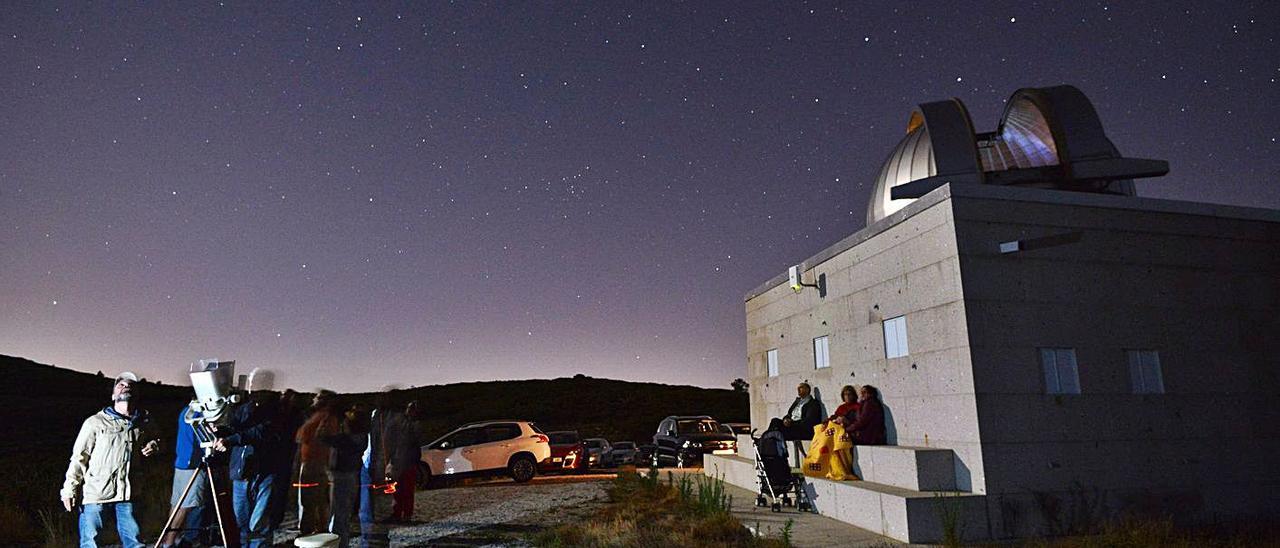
[
  {"xmin": 156, "ymin": 359, "xmax": 243, "ymax": 548},
  {"xmin": 189, "ymin": 359, "xmax": 240, "ymax": 425}
]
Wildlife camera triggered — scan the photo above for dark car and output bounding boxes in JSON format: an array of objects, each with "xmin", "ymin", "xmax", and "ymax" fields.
[
  {"xmin": 583, "ymin": 438, "xmax": 612, "ymax": 468},
  {"xmin": 635, "ymin": 444, "xmax": 657, "ymax": 467},
  {"xmin": 722, "ymin": 422, "xmax": 752, "ymax": 436},
  {"xmin": 603, "ymin": 441, "xmax": 638, "ymax": 466},
  {"xmin": 650, "ymin": 416, "xmax": 738, "ymax": 468},
  {"xmin": 539, "ymin": 430, "xmax": 588, "ymax": 473}
]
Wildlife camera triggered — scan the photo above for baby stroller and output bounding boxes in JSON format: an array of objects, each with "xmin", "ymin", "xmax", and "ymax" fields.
[{"xmin": 752, "ymin": 428, "xmax": 812, "ymax": 512}]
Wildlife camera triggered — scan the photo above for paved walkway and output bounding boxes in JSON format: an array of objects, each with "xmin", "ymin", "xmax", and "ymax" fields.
[{"xmin": 673, "ymin": 468, "xmax": 899, "ymax": 547}]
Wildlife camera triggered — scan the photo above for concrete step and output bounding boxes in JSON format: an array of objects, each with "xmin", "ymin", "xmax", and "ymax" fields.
[
  {"xmin": 853, "ymin": 445, "xmax": 956, "ymax": 491},
  {"xmin": 733, "ymin": 434, "xmax": 957, "ymax": 491},
  {"xmin": 703, "ymin": 454, "xmax": 989, "ymax": 544}
]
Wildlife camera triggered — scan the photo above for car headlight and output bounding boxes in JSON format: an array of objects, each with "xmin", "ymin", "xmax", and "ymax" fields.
[{"xmin": 683, "ymin": 441, "xmax": 702, "ymax": 448}]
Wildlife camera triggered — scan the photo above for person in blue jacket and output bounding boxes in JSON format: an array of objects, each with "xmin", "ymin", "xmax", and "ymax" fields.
[{"xmin": 159, "ymin": 406, "xmax": 206, "ymax": 547}]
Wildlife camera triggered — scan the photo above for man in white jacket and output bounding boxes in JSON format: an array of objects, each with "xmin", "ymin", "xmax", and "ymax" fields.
[{"xmin": 60, "ymin": 371, "xmax": 160, "ymax": 548}]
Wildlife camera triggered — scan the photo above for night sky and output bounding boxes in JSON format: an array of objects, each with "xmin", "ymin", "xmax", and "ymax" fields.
[{"xmin": 2, "ymin": 2, "xmax": 1277, "ymax": 392}]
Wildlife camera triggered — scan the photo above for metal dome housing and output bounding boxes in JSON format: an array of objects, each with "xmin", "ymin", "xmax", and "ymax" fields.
[{"xmin": 864, "ymin": 85, "xmax": 1167, "ymax": 226}]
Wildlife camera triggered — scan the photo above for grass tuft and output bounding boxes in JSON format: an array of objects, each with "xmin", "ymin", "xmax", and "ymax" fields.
[{"xmin": 533, "ymin": 471, "xmax": 787, "ymax": 547}]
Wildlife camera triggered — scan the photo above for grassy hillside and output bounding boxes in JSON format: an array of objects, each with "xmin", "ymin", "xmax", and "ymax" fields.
[
  {"xmin": 0, "ymin": 355, "xmax": 193, "ymax": 455},
  {"xmin": 0, "ymin": 354, "xmax": 746, "ymax": 545}
]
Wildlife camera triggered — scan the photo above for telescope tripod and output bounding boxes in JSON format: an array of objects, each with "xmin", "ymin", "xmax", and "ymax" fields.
[
  {"xmin": 156, "ymin": 413, "xmax": 241, "ymax": 548},
  {"xmin": 155, "ymin": 453, "xmax": 240, "ymax": 548}
]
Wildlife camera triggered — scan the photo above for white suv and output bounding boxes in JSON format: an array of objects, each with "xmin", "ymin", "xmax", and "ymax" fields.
[{"xmin": 418, "ymin": 420, "xmax": 551, "ymax": 487}]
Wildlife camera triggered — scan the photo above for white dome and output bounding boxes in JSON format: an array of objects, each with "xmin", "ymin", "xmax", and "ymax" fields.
[{"xmin": 866, "ymin": 120, "xmax": 936, "ymax": 226}]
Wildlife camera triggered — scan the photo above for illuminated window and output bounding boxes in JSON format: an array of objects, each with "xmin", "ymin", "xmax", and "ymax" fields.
[
  {"xmin": 1040, "ymin": 348, "xmax": 1080, "ymax": 394},
  {"xmin": 813, "ymin": 336, "xmax": 830, "ymax": 369},
  {"xmin": 1127, "ymin": 350, "xmax": 1164, "ymax": 394},
  {"xmin": 766, "ymin": 349, "xmax": 779, "ymax": 377},
  {"xmin": 883, "ymin": 316, "xmax": 908, "ymax": 359}
]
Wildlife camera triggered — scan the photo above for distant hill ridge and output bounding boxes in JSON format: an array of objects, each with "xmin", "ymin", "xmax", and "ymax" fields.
[{"xmin": 0, "ymin": 354, "xmax": 748, "ymax": 452}]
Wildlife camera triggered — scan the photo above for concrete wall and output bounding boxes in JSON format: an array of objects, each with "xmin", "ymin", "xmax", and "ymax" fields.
[
  {"xmin": 949, "ymin": 185, "xmax": 1280, "ymax": 537},
  {"xmin": 745, "ymin": 192, "xmax": 988, "ymax": 493}
]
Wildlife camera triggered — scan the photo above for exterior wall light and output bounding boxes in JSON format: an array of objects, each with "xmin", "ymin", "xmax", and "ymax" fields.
[{"xmin": 789, "ymin": 265, "xmax": 827, "ymax": 297}]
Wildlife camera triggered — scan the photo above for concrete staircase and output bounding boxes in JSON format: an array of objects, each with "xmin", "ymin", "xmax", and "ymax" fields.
[{"xmin": 705, "ymin": 435, "xmax": 988, "ymax": 543}]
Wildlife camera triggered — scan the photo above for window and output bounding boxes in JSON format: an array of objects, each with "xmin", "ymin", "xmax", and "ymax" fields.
[
  {"xmin": 766, "ymin": 348, "xmax": 779, "ymax": 377},
  {"xmin": 1040, "ymin": 347, "xmax": 1081, "ymax": 394},
  {"xmin": 813, "ymin": 336, "xmax": 830, "ymax": 369},
  {"xmin": 883, "ymin": 316, "xmax": 909, "ymax": 358},
  {"xmin": 677, "ymin": 420, "xmax": 720, "ymax": 435},
  {"xmin": 1127, "ymin": 350, "xmax": 1164, "ymax": 394},
  {"xmin": 441, "ymin": 427, "xmax": 482, "ymax": 448},
  {"xmin": 548, "ymin": 431, "xmax": 580, "ymax": 444},
  {"xmin": 482, "ymin": 423, "xmax": 522, "ymax": 443}
]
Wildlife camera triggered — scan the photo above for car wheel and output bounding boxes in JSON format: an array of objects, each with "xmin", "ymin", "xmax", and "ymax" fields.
[
  {"xmin": 416, "ymin": 463, "xmax": 432, "ymax": 490},
  {"xmin": 509, "ymin": 455, "xmax": 536, "ymax": 483}
]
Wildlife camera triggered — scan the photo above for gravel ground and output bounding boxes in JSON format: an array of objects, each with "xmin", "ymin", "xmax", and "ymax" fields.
[
  {"xmin": 391, "ymin": 473, "xmax": 613, "ymax": 547},
  {"xmin": 267, "ymin": 473, "xmax": 611, "ymax": 547}
]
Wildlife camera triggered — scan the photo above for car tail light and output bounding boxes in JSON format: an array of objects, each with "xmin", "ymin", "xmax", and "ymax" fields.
[{"xmin": 532, "ymin": 434, "xmax": 549, "ymax": 443}]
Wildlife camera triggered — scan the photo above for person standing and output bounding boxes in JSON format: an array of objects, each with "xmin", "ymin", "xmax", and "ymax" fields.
[
  {"xmin": 387, "ymin": 401, "xmax": 422, "ymax": 522},
  {"xmin": 216, "ymin": 391, "xmax": 285, "ymax": 547},
  {"xmin": 268, "ymin": 389, "xmax": 304, "ymax": 534},
  {"xmin": 295, "ymin": 390, "xmax": 339, "ymax": 535},
  {"xmin": 324, "ymin": 405, "xmax": 370, "ymax": 546},
  {"xmin": 159, "ymin": 406, "xmax": 207, "ymax": 548},
  {"xmin": 358, "ymin": 390, "xmax": 404, "ymax": 547},
  {"xmin": 60, "ymin": 372, "xmax": 160, "ymax": 548}
]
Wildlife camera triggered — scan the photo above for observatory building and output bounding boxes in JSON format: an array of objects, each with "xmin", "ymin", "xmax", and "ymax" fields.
[{"xmin": 706, "ymin": 85, "xmax": 1280, "ymax": 542}]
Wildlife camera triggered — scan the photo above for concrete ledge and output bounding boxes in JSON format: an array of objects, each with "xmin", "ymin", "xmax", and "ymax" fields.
[
  {"xmin": 705, "ymin": 454, "xmax": 990, "ymax": 543},
  {"xmin": 736, "ymin": 434, "xmax": 754, "ymax": 459},
  {"xmin": 734, "ymin": 435, "xmax": 958, "ymax": 492},
  {"xmin": 853, "ymin": 445, "xmax": 957, "ymax": 491}
]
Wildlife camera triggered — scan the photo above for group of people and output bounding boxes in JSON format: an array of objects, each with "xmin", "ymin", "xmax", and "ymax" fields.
[
  {"xmin": 60, "ymin": 371, "xmax": 423, "ymax": 547},
  {"xmin": 768, "ymin": 381, "xmax": 887, "ymax": 470}
]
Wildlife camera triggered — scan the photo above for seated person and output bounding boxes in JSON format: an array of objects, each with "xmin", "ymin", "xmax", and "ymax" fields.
[
  {"xmin": 826, "ymin": 384, "xmax": 860, "ymax": 427},
  {"xmin": 848, "ymin": 385, "xmax": 886, "ymax": 445},
  {"xmin": 772, "ymin": 382, "xmax": 822, "ymax": 441}
]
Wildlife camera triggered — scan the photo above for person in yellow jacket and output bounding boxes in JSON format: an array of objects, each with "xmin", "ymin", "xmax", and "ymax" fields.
[{"xmin": 60, "ymin": 372, "xmax": 160, "ymax": 548}]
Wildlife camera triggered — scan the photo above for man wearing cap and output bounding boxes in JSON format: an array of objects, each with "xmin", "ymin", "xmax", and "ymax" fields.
[{"xmin": 60, "ymin": 372, "xmax": 161, "ymax": 548}]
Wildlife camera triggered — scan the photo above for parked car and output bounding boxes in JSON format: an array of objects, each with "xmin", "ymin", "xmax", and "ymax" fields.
[
  {"xmin": 603, "ymin": 441, "xmax": 638, "ymax": 466},
  {"xmin": 722, "ymin": 422, "xmax": 752, "ymax": 435},
  {"xmin": 418, "ymin": 420, "xmax": 551, "ymax": 488},
  {"xmin": 635, "ymin": 444, "xmax": 657, "ymax": 467},
  {"xmin": 651, "ymin": 415, "xmax": 738, "ymax": 468},
  {"xmin": 540, "ymin": 430, "xmax": 588, "ymax": 473},
  {"xmin": 583, "ymin": 438, "xmax": 611, "ymax": 468}
]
